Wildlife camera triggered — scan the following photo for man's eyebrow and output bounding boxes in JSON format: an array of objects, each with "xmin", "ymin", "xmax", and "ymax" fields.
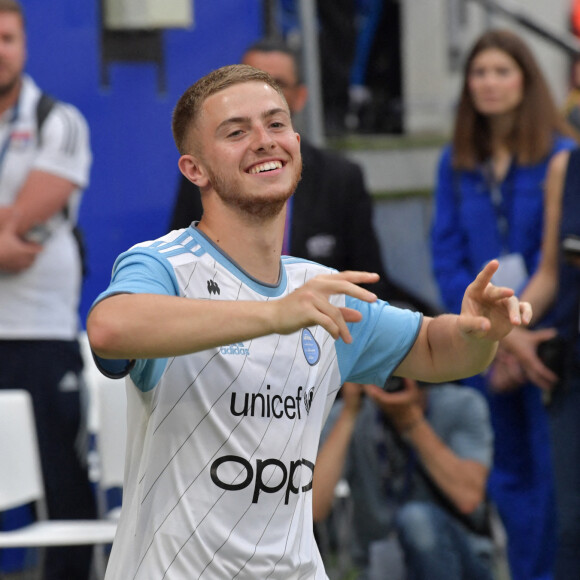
[
  {"xmin": 216, "ymin": 108, "xmax": 290, "ymax": 133},
  {"xmin": 262, "ymin": 107, "xmax": 290, "ymax": 119},
  {"xmin": 216, "ymin": 116, "xmax": 250, "ymax": 133}
]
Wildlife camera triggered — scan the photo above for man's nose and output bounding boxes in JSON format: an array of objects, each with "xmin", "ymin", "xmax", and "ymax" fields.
[{"xmin": 252, "ymin": 125, "xmax": 275, "ymax": 150}]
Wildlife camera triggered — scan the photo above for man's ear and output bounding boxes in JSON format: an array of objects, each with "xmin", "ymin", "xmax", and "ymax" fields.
[{"xmin": 178, "ymin": 154, "xmax": 209, "ymax": 188}]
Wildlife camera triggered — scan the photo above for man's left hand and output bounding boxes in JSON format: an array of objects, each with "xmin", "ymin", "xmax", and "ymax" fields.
[{"xmin": 458, "ymin": 259, "xmax": 532, "ymax": 342}]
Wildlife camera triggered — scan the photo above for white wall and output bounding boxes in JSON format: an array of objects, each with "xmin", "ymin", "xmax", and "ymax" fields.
[{"xmin": 402, "ymin": 0, "xmax": 576, "ymax": 134}]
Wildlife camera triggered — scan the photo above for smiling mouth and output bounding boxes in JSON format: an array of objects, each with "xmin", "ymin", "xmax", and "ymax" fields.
[{"xmin": 247, "ymin": 161, "xmax": 283, "ymax": 174}]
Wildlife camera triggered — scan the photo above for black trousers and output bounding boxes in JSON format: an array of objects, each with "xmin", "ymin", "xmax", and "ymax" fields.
[{"xmin": 0, "ymin": 340, "xmax": 97, "ymax": 580}]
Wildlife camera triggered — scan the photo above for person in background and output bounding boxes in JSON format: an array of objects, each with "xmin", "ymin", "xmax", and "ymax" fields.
[
  {"xmin": 0, "ymin": 1, "xmax": 95, "ymax": 579},
  {"xmin": 430, "ymin": 28, "xmax": 577, "ymax": 580},
  {"xmin": 169, "ymin": 37, "xmax": 438, "ymax": 316},
  {"xmin": 497, "ymin": 147, "xmax": 580, "ymax": 580},
  {"xmin": 562, "ymin": 0, "xmax": 580, "ymax": 132},
  {"xmin": 315, "ymin": 379, "xmax": 495, "ymax": 580},
  {"xmin": 86, "ymin": 63, "xmax": 531, "ymax": 579},
  {"xmin": 560, "ymin": 58, "xmax": 580, "ymax": 132}
]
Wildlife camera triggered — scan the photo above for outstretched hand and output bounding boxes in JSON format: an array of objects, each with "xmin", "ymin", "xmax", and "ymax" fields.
[
  {"xmin": 459, "ymin": 260, "xmax": 532, "ymax": 342},
  {"xmin": 272, "ymin": 270, "xmax": 380, "ymax": 343}
]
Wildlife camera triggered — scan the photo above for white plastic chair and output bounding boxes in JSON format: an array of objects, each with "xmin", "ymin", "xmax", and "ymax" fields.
[
  {"xmin": 92, "ymin": 373, "xmax": 127, "ymax": 521},
  {"xmin": 0, "ymin": 389, "xmax": 117, "ymax": 579},
  {"xmin": 80, "ymin": 331, "xmax": 127, "ymax": 521}
]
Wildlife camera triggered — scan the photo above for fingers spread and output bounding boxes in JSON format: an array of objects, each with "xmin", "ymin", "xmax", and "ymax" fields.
[
  {"xmin": 504, "ymin": 295, "xmax": 522, "ymax": 325},
  {"xmin": 483, "ymin": 284, "xmax": 515, "ymax": 302},
  {"xmin": 340, "ymin": 307, "xmax": 363, "ymax": 324},
  {"xmin": 324, "ymin": 271, "xmax": 380, "ymax": 303},
  {"xmin": 519, "ymin": 301, "xmax": 533, "ymax": 326},
  {"xmin": 311, "ymin": 298, "xmax": 353, "ymax": 343},
  {"xmin": 471, "ymin": 260, "xmax": 499, "ymax": 293}
]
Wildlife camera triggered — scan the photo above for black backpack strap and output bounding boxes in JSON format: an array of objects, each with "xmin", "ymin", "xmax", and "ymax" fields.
[
  {"xmin": 35, "ymin": 92, "xmax": 89, "ymax": 278},
  {"xmin": 36, "ymin": 92, "xmax": 57, "ymax": 145}
]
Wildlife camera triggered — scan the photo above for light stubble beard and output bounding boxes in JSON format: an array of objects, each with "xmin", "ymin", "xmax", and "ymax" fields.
[
  {"xmin": 208, "ymin": 157, "xmax": 303, "ymax": 220},
  {"xmin": 0, "ymin": 72, "xmax": 21, "ymax": 99}
]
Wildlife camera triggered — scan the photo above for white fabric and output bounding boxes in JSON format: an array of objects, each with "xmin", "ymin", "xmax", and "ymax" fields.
[
  {"xmin": 0, "ymin": 75, "xmax": 91, "ymax": 339},
  {"xmin": 0, "ymin": 389, "xmax": 116, "ymax": 580},
  {"xmin": 99, "ymin": 228, "xmax": 421, "ymax": 580},
  {"xmin": 109, "ymin": 257, "xmax": 339, "ymax": 580}
]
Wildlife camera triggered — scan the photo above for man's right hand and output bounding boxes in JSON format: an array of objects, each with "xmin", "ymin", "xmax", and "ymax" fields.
[
  {"xmin": 0, "ymin": 210, "xmax": 42, "ymax": 273},
  {"xmin": 272, "ymin": 270, "xmax": 379, "ymax": 343}
]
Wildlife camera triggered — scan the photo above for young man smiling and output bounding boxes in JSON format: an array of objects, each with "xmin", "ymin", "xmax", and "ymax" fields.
[
  {"xmin": 169, "ymin": 38, "xmax": 437, "ymax": 314},
  {"xmin": 87, "ymin": 64, "xmax": 531, "ymax": 580}
]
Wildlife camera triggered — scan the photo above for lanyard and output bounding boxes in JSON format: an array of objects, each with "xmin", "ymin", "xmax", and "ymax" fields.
[
  {"xmin": 0, "ymin": 97, "xmax": 20, "ymax": 182},
  {"xmin": 483, "ymin": 159, "xmax": 514, "ymax": 255}
]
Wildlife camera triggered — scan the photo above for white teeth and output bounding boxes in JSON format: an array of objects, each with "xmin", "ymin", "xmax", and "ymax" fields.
[{"xmin": 249, "ymin": 161, "xmax": 282, "ymax": 174}]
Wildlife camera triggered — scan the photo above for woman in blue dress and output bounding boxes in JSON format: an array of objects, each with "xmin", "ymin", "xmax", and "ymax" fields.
[{"xmin": 430, "ymin": 28, "xmax": 577, "ymax": 580}]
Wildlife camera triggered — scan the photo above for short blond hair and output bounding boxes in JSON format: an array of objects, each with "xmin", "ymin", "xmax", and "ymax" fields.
[{"xmin": 171, "ymin": 64, "xmax": 287, "ymax": 155}]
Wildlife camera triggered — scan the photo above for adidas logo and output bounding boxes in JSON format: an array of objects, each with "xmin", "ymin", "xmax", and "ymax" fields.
[
  {"xmin": 220, "ymin": 342, "xmax": 250, "ymax": 356},
  {"xmin": 58, "ymin": 371, "xmax": 80, "ymax": 392}
]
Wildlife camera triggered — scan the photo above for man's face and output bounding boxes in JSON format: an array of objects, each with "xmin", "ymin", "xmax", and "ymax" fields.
[
  {"xmin": 0, "ymin": 12, "xmax": 25, "ymax": 97},
  {"xmin": 192, "ymin": 81, "xmax": 302, "ymax": 218},
  {"xmin": 242, "ymin": 50, "xmax": 306, "ymax": 114}
]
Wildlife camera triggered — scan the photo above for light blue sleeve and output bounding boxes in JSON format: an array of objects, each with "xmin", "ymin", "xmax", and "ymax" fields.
[
  {"xmin": 89, "ymin": 247, "xmax": 180, "ymax": 391},
  {"xmin": 336, "ymin": 296, "xmax": 423, "ymax": 387},
  {"xmin": 92, "ymin": 246, "xmax": 181, "ymax": 303}
]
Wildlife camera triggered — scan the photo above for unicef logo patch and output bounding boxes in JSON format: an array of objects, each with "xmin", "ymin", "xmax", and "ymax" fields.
[{"xmin": 301, "ymin": 329, "xmax": 320, "ymax": 366}]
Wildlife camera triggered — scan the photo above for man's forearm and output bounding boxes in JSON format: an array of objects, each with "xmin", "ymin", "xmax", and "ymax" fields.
[
  {"xmin": 87, "ymin": 271, "xmax": 381, "ymax": 360},
  {"xmin": 87, "ymin": 293, "xmax": 279, "ymax": 359},
  {"xmin": 428, "ymin": 315, "xmax": 497, "ymax": 379},
  {"xmin": 404, "ymin": 419, "xmax": 487, "ymax": 514},
  {"xmin": 397, "ymin": 315, "xmax": 497, "ymax": 383}
]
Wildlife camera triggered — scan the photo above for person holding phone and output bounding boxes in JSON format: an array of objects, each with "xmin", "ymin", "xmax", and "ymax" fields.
[{"xmin": 314, "ymin": 379, "xmax": 496, "ymax": 580}]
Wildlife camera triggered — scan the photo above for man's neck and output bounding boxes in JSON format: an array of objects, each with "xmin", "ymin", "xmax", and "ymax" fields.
[{"xmin": 197, "ymin": 206, "xmax": 286, "ymax": 285}]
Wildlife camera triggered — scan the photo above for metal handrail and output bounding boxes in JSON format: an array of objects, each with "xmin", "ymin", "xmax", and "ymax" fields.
[{"xmin": 469, "ymin": 0, "xmax": 580, "ymax": 57}]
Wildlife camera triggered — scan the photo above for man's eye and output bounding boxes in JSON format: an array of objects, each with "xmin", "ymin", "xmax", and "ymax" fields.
[{"xmin": 227, "ymin": 130, "xmax": 243, "ymax": 138}]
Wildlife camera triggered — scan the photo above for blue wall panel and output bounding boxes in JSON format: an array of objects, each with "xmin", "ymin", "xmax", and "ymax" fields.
[{"xmin": 19, "ymin": 0, "xmax": 263, "ymax": 321}]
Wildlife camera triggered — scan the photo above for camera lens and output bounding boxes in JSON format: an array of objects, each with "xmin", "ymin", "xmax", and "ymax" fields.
[{"xmin": 383, "ymin": 376, "xmax": 405, "ymax": 392}]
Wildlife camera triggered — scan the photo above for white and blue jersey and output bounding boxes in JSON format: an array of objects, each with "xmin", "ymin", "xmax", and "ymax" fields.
[{"xmin": 93, "ymin": 225, "xmax": 422, "ymax": 580}]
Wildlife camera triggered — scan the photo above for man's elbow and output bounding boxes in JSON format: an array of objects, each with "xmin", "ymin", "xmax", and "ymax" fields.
[{"xmin": 86, "ymin": 303, "xmax": 125, "ymax": 359}]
